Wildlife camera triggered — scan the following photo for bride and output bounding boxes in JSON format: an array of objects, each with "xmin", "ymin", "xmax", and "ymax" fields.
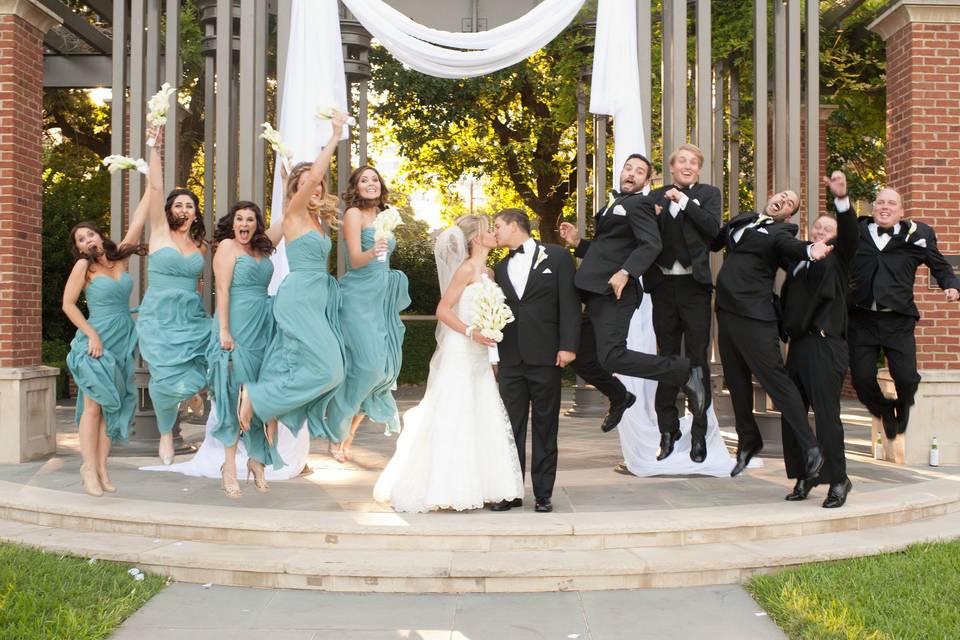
[{"xmin": 373, "ymin": 215, "xmax": 524, "ymax": 512}]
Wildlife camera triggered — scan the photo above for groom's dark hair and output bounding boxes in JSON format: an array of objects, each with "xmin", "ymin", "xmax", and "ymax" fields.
[
  {"xmin": 625, "ymin": 153, "xmax": 653, "ymax": 179},
  {"xmin": 494, "ymin": 208, "xmax": 531, "ymax": 235}
]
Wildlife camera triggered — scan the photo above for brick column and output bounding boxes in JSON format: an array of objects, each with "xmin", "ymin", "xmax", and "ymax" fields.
[
  {"xmin": 0, "ymin": 0, "xmax": 60, "ymax": 462},
  {"xmin": 870, "ymin": 1, "xmax": 960, "ymax": 464}
]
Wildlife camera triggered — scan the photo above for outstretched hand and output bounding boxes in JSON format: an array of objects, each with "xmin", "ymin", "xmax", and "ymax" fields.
[
  {"xmin": 822, "ymin": 170, "xmax": 847, "ymax": 199},
  {"xmin": 946, "ymin": 288, "xmax": 959, "ymax": 303},
  {"xmin": 810, "ymin": 241, "xmax": 834, "ymax": 261},
  {"xmin": 558, "ymin": 222, "xmax": 580, "ymax": 248},
  {"xmin": 608, "ymin": 271, "xmax": 629, "ymax": 299}
]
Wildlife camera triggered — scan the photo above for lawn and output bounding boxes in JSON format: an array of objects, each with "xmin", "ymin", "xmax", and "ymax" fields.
[
  {"xmin": 0, "ymin": 543, "xmax": 166, "ymax": 640},
  {"xmin": 748, "ymin": 540, "xmax": 960, "ymax": 640}
]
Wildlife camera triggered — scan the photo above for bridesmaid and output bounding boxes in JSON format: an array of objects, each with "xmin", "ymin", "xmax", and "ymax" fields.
[
  {"xmin": 207, "ymin": 201, "xmax": 277, "ymax": 497},
  {"xmin": 328, "ymin": 166, "xmax": 410, "ymax": 462},
  {"xmin": 137, "ymin": 133, "xmax": 211, "ymax": 464},
  {"xmin": 237, "ymin": 111, "xmax": 349, "ymax": 442},
  {"xmin": 62, "ymin": 125, "xmax": 157, "ymax": 496}
]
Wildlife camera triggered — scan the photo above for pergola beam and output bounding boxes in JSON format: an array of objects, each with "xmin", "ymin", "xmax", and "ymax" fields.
[{"xmin": 38, "ymin": 0, "xmax": 112, "ymax": 54}]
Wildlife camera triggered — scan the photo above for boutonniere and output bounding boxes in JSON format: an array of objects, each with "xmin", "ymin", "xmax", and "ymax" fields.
[
  {"xmin": 606, "ymin": 193, "xmax": 617, "ymax": 210},
  {"xmin": 756, "ymin": 214, "xmax": 772, "ymax": 224},
  {"xmin": 534, "ymin": 247, "xmax": 548, "ymax": 270},
  {"xmin": 905, "ymin": 219, "xmax": 918, "ymax": 239}
]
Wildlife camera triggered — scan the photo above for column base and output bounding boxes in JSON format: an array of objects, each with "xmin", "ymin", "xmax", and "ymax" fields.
[
  {"xmin": 0, "ymin": 366, "xmax": 59, "ymax": 463},
  {"xmin": 565, "ymin": 384, "xmax": 609, "ymax": 418}
]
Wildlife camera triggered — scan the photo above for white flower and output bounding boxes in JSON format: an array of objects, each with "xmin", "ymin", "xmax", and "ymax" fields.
[
  {"xmin": 906, "ymin": 220, "xmax": 918, "ymax": 238},
  {"xmin": 146, "ymin": 82, "xmax": 175, "ymax": 126},
  {"xmin": 259, "ymin": 122, "xmax": 294, "ymax": 163},
  {"xmin": 373, "ymin": 206, "xmax": 403, "ymax": 242},
  {"xmin": 315, "ymin": 105, "xmax": 357, "ymax": 127},
  {"xmin": 534, "ymin": 247, "xmax": 548, "ymax": 270},
  {"xmin": 470, "ymin": 275, "xmax": 515, "ymax": 344},
  {"xmin": 102, "ymin": 155, "xmax": 148, "ymax": 175}
]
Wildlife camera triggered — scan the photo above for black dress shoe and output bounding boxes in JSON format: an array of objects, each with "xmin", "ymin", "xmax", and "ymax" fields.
[
  {"xmin": 730, "ymin": 445, "xmax": 762, "ymax": 477},
  {"xmin": 785, "ymin": 478, "xmax": 817, "ymax": 501},
  {"xmin": 822, "ymin": 478, "xmax": 853, "ymax": 508},
  {"xmin": 894, "ymin": 401, "xmax": 912, "ymax": 434},
  {"xmin": 613, "ymin": 462, "xmax": 635, "ymax": 476},
  {"xmin": 534, "ymin": 497, "xmax": 553, "ymax": 512},
  {"xmin": 656, "ymin": 430, "xmax": 681, "ymax": 461},
  {"xmin": 880, "ymin": 408, "xmax": 898, "ymax": 440},
  {"xmin": 680, "ymin": 368, "xmax": 707, "ymax": 418},
  {"xmin": 601, "ymin": 391, "xmax": 637, "ymax": 433},
  {"xmin": 690, "ymin": 433, "xmax": 707, "ymax": 463},
  {"xmin": 804, "ymin": 447, "xmax": 824, "ymax": 482},
  {"xmin": 490, "ymin": 498, "xmax": 523, "ymax": 511}
]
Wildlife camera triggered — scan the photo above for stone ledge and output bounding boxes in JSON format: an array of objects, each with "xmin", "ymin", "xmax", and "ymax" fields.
[
  {"xmin": 0, "ymin": 365, "xmax": 59, "ymax": 381},
  {"xmin": 0, "ymin": 0, "xmax": 61, "ymax": 33},
  {"xmin": 870, "ymin": 0, "xmax": 960, "ymax": 40}
]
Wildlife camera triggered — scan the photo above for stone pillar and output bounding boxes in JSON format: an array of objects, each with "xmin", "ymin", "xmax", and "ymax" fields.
[
  {"xmin": 0, "ymin": 0, "xmax": 61, "ymax": 462},
  {"xmin": 871, "ymin": 1, "xmax": 960, "ymax": 464}
]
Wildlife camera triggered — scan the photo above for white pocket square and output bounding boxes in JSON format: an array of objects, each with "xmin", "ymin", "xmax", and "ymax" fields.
[
  {"xmin": 542, "ymin": 268, "xmax": 553, "ymax": 274},
  {"xmin": 757, "ymin": 227, "xmax": 769, "ymax": 234},
  {"xmin": 914, "ymin": 238, "xmax": 927, "ymax": 247},
  {"xmin": 611, "ymin": 204, "xmax": 627, "ymax": 216},
  {"xmin": 693, "ymin": 198, "xmax": 701, "ymax": 206}
]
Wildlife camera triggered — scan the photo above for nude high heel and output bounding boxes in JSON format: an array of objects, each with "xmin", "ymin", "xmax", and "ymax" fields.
[{"xmin": 246, "ymin": 459, "xmax": 270, "ymax": 493}]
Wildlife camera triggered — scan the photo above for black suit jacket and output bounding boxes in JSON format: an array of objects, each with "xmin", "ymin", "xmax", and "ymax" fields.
[
  {"xmin": 849, "ymin": 218, "xmax": 960, "ymax": 319},
  {"xmin": 712, "ymin": 212, "xmax": 812, "ymax": 322},
  {"xmin": 573, "ymin": 192, "xmax": 661, "ymax": 295},
  {"xmin": 643, "ymin": 182, "xmax": 722, "ymax": 291},
  {"xmin": 494, "ymin": 242, "xmax": 581, "ymax": 367},
  {"xmin": 780, "ymin": 203, "xmax": 859, "ymax": 340}
]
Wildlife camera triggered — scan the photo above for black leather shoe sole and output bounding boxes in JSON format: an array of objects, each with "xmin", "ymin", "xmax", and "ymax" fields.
[
  {"xmin": 602, "ymin": 392, "xmax": 637, "ymax": 433},
  {"xmin": 730, "ymin": 446, "xmax": 762, "ymax": 477},
  {"xmin": 490, "ymin": 498, "xmax": 523, "ymax": 511}
]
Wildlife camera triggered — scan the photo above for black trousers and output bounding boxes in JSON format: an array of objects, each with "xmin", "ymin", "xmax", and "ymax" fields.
[
  {"xmin": 848, "ymin": 308, "xmax": 920, "ymax": 428},
  {"xmin": 651, "ymin": 275, "xmax": 713, "ymax": 436},
  {"xmin": 570, "ymin": 313, "xmax": 628, "ymax": 406},
  {"xmin": 580, "ymin": 283, "xmax": 690, "ymax": 387},
  {"xmin": 498, "ymin": 363, "xmax": 561, "ymax": 500},
  {"xmin": 782, "ymin": 334, "xmax": 849, "ymax": 485},
  {"xmin": 716, "ymin": 309, "xmax": 817, "ymax": 453}
]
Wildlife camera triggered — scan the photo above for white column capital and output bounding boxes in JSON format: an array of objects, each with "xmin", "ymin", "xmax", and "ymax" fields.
[{"xmin": 870, "ymin": 0, "xmax": 960, "ymax": 41}]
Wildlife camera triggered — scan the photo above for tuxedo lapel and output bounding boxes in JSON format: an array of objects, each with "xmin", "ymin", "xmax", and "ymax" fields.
[{"xmin": 520, "ymin": 243, "xmax": 542, "ymax": 301}]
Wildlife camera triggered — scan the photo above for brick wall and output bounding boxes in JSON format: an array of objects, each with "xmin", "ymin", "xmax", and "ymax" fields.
[
  {"xmin": 0, "ymin": 14, "xmax": 44, "ymax": 368},
  {"xmin": 884, "ymin": 21, "xmax": 960, "ymax": 370}
]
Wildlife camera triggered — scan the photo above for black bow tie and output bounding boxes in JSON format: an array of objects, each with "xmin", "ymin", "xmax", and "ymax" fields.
[
  {"xmin": 508, "ymin": 245, "xmax": 526, "ymax": 258},
  {"xmin": 877, "ymin": 226, "xmax": 895, "ymax": 236}
]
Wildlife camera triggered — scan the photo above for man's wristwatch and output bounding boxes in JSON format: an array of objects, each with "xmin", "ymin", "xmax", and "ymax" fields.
[{"xmin": 618, "ymin": 269, "xmax": 630, "ymax": 277}]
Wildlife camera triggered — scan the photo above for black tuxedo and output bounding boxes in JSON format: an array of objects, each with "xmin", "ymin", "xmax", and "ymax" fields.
[
  {"xmin": 645, "ymin": 183, "xmax": 722, "ymax": 437},
  {"xmin": 848, "ymin": 217, "xmax": 960, "ymax": 425},
  {"xmin": 495, "ymin": 241, "xmax": 580, "ymax": 500},
  {"xmin": 780, "ymin": 201, "xmax": 859, "ymax": 485},
  {"xmin": 570, "ymin": 192, "xmax": 690, "ymax": 397},
  {"xmin": 712, "ymin": 212, "xmax": 817, "ymax": 454}
]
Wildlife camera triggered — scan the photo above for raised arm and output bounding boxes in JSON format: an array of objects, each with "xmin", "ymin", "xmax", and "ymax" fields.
[
  {"xmin": 212, "ymin": 240, "xmax": 237, "ymax": 350},
  {"xmin": 921, "ymin": 224, "xmax": 960, "ymax": 300},
  {"xmin": 119, "ymin": 125, "xmax": 163, "ymax": 248},
  {"xmin": 61, "ymin": 260, "xmax": 103, "ymax": 357},
  {"xmin": 285, "ymin": 114, "xmax": 346, "ymax": 220}
]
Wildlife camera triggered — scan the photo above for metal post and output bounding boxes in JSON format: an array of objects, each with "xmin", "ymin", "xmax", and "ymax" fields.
[
  {"xmin": 238, "ymin": 0, "xmax": 256, "ymax": 200},
  {"xmin": 712, "ymin": 63, "xmax": 724, "ymax": 206},
  {"xmin": 276, "ymin": 0, "xmax": 292, "ymax": 115},
  {"xmin": 110, "ymin": 0, "xmax": 127, "ymax": 245},
  {"xmin": 774, "ymin": 0, "xmax": 787, "ymax": 192},
  {"xmin": 670, "ymin": 0, "xmax": 687, "ymax": 155},
  {"xmin": 164, "ymin": 0, "xmax": 179, "ymax": 189},
  {"xmin": 728, "ymin": 65, "xmax": 741, "ymax": 219},
  {"xmin": 576, "ymin": 82, "xmax": 587, "ymax": 240},
  {"xmin": 215, "ymin": 0, "xmax": 233, "ymax": 221},
  {"xmin": 253, "ymin": 0, "xmax": 267, "ymax": 206},
  {"xmin": 359, "ymin": 80, "xmax": 369, "ymax": 166},
  {"xmin": 754, "ymin": 0, "xmax": 768, "ymax": 208},
  {"xmin": 128, "ymin": 0, "xmax": 146, "ymax": 256},
  {"xmin": 661, "ymin": 0, "xmax": 673, "ymax": 162},
  {"xmin": 696, "ymin": 0, "xmax": 711, "ymax": 173},
  {"xmin": 806, "ymin": 0, "xmax": 820, "ymax": 232},
  {"xmin": 788, "ymin": 0, "xmax": 801, "ymax": 211},
  {"xmin": 637, "ymin": 0, "xmax": 651, "ymax": 150},
  {"xmin": 593, "ymin": 115, "xmax": 607, "ymax": 208}
]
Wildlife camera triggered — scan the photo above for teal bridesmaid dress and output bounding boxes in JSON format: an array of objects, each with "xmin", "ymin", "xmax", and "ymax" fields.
[
  {"xmin": 66, "ymin": 272, "xmax": 138, "ymax": 442},
  {"xmin": 206, "ymin": 254, "xmax": 280, "ymax": 466},
  {"xmin": 246, "ymin": 231, "xmax": 346, "ymax": 440},
  {"xmin": 328, "ymin": 227, "xmax": 410, "ymax": 435},
  {"xmin": 138, "ymin": 247, "xmax": 211, "ymax": 434}
]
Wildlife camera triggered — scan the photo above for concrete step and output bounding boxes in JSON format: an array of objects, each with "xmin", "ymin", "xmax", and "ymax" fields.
[{"xmin": 2, "ymin": 508, "xmax": 959, "ymax": 593}]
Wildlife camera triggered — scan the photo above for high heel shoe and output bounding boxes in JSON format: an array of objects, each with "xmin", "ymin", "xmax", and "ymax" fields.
[
  {"xmin": 97, "ymin": 468, "xmax": 117, "ymax": 493},
  {"xmin": 220, "ymin": 464, "xmax": 242, "ymax": 499},
  {"xmin": 246, "ymin": 459, "xmax": 270, "ymax": 493},
  {"xmin": 328, "ymin": 443, "xmax": 346, "ymax": 463},
  {"xmin": 158, "ymin": 433, "xmax": 174, "ymax": 465},
  {"xmin": 80, "ymin": 464, "xmax": 103, "ymax": 497}
]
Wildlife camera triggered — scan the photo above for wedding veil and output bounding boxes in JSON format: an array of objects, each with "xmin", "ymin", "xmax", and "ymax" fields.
[{"xmin": 433, "ymin": 225, "xmax": 467, "ymax": 344}]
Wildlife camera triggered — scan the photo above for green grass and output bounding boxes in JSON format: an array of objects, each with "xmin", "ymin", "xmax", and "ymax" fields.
[
  {"xmin": 0, "ymin": 543, "xmax": 166, "ymax": 640},
  {"xmin": 748, "ymin": 540, "xmax": 960, "ymax": 640}
]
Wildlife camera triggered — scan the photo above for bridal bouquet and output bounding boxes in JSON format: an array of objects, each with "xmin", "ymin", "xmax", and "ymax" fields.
[
  {"xmin": 102, "ymin": 155, "xmax": 148, "ymax": 175},
  {"xmin": 470, "ymin": 275, "xmax": 515, "ymax": 363},
  {"xmin": 372, "ymin": 206, "xmax": 403, "ymax": 262},
  {"xmin": 259, "ymin": 122, "xmax": 294, "ymax": 170},
  {"xmin": 146, "ymin": 83, "xmax": 176, "ymax": 145},
  {"xmin": 315, "ymin": 105, "xmax": 357, "ymax": 127}
]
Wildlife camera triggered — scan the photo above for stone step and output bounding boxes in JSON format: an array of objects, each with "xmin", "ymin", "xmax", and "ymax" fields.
[
  {"xmin": 2, "ymin": 479, "xmax": 957, "ymax": 553},
  {"xmin": 2, "ymin": 508, "xmax": 958, "ymax": 593}
]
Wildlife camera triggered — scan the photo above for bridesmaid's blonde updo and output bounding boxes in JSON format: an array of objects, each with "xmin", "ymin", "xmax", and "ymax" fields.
[
  {"xmin": 285, "ymin": 161, "xmax": 340, "ymax": 227},
  {"xmin": 456, "ymin": 215, "xmax": 488, "ymax": 254}
]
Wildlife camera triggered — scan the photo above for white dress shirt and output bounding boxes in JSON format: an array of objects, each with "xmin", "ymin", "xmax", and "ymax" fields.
[
  {"xmin": 507, "ymin": 237, "xmax": 537, "ymax": 299},
  {"xmin": 661, "ymin": 184, "xmax": 696, "ymax": 275},
  {"xmin": 868, "ymin": 221, "xmax": 900, "ymax": 251}
]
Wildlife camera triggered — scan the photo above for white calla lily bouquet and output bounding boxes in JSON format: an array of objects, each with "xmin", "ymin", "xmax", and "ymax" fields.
[
  {"xmin": 102, "ymin": 155, "xmax": 148, "ymax": 175},
  {"xmin": 315, "ymin": 105, "xmax": 357, "ymax": 127},
  {"xmin": 372, "ymin": 206, "xmax": 403, "ymax": 262},
  {"xmin": 259, "ymin": 122, "xmax": 294, "ymax": 170},
  {"xmin": 469, "ymin": 275, "xmax": 515, "ymax": 363},
  {"xmin": 146, "ymin": 83, "xmax": 176, "ymax": 145}
]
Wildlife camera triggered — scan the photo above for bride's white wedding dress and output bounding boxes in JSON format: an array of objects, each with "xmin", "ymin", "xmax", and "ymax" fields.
[{"xmin": 373, "ymin": 279, "xmax": 524, "ymax": 513}]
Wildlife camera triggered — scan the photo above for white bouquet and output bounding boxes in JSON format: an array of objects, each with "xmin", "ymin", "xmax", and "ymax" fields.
[
  {"xmin": 372, "ymin": 206, "xmax": 403, "ymax": 262},
  {"xmin": 315, "ymin": 105, "xmax": 357, "ymax": 127},
  {"xmin": 146, "ymin": 83, "xmax": 175, "ymax": 144},
  {"xmin": 259, "ymin": 122, "xmax": 294, "ymax": 170},
  {"xmin": 102, "ymin": 155, "xmax": 148, "ymax": 175},
  {"xmin": 469, "ymin": 274, "xmax": 515, "ymax": 363}
]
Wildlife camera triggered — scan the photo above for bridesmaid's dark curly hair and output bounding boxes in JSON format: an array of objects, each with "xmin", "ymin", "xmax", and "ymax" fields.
[
  {"xmin": 342, "ymin": 164, "xmax": 390, "ymax": 211},
  {"xmin": 164, "ymin": 188, "xmax": 207, "ymax": 246},
  {"xmin": 214, "ymin": 200, "xmax": 274, "ymax": 255},
  {"xmin": 69, "ymin": 221, "xmax": 147, "ymax": 264}
]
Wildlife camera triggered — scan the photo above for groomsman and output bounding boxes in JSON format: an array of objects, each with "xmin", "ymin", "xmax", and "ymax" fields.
[
  {"xmin": 559, "ymin": 155, "xmax": 708, "ymax": 430},
  {"xmin": 711, "ymin": 190, "xmax": 832, "ymax": 478},
  {"xmin": 492, "ymin": 208, "xmax": 581, "ymax": 513},
  {"xmin": 779, "ymin": 172, "xmax": 858, "ymax": 508},
  {"xmin": 848, "ymin": 188, "xmax": 960, "ymax": 437},
  {"xmin": 645, "ymin": 144, "xmax": 721, "ymax": 463}
]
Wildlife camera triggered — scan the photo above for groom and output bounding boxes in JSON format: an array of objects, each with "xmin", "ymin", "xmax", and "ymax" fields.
[{"xmin": 492, "ymin": 208, "xmax": 580, "ymax": 513}]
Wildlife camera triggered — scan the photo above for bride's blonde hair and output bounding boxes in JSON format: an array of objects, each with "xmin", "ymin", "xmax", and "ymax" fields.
[{"xmin": 455, "ymin": 215, "xmax": 488, "ymax": 254}]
